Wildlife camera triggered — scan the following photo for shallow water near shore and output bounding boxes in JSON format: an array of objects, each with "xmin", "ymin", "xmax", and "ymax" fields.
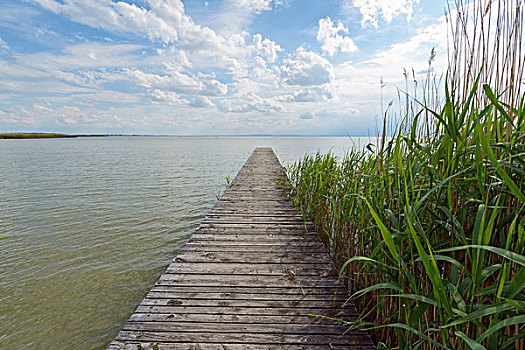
[{"xmin": 0, "ymin": 136, "xmax": 371, "ymax": 349}]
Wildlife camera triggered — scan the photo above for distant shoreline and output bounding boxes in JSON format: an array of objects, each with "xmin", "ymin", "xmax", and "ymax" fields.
[
  {"xmin": 0, "ymin": 133, "xmax": 107, "ymax": 139},
  {"xmin": 0, "ymin": 133, "xmax": 370, "ymax": 138}
]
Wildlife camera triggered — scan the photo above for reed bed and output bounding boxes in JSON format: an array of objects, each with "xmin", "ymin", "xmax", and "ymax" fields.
[{"xmin": 287, "ymin": 1, "xmax": 525, "ymax": 348}]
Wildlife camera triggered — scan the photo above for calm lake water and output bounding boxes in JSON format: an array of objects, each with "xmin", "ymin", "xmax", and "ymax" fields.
[{"xmin": 0, "ymin": 136, "xmax": 372, "ymax": 349}]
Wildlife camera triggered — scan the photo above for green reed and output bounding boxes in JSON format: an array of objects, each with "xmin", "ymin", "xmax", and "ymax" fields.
[{"xmin": 287, "ymin": 1, "xmax": 524, "ymax": 348}]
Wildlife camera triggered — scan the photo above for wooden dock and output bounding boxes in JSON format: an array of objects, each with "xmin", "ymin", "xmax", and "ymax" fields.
[{"xmin": 108, "ymin": 148, "xmax": 374, "ymax": 349}]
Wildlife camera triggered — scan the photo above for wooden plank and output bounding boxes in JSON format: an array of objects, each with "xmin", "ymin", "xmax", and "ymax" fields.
[
  {"xmin": 113, "ymin": 331, "xmax": 373, "ymax": 346},
  {"xmin": 181, "ymin": 241, "xmax": 325, "ymax": 249},
  {"xmin": 172, "ymin": 252, "xmax": 332, "ymax": 264},
  {"xmin": 149, "ymin": 285, "xmax": 348, "ymax": 296},
  {"xmin": 193, "ymin": 227, "xmax": 318, "ymax": 235},
  {"xmin": 145, "ymin": 291, "xmax": 346, "ymax": 301},
  {"xmin": 164, "ymin": 263, "xmax": 336, "ymax": 276},
  {"xmin": 128, "ymin": 313, "xmax": 351, "ymax": 324},
  {"xmin": 155, "ymin": 275, "xmax": 342, "ymax": 288},
  {"xmin": 120, "ymin": 322, "xmax": 357, "ymax": 335},
  {"xmin": 199, "ymin": 223, "xmax": 315, "ymax": 228},
  {"xmin": 139, "ymin": 298, "xmax": 350, "ymax": 309},
  {"xmin": 134, "ymin": 305, "xmax": 355, "ymax": 317},
  {"xmin": 202, "ymin": 217, "xmax": 306, "ymax": 223},
  {"xmin": 187, "ymin": 237, "xmax": 318, "ymax": 244},
  {"xmin": 107, "ymin": 148, "xmax": 373, "ymax": 349},
  {"xmin": 108, "ymin": 341, "xmax": 367, "ymax": 349},
  {"xmin": 178, "ymin": 246, "xmax": 327, "ymax": 253},
  {"xmin": 177, "ymin": 246, "xmax": 329, "ymax": 254},
  {"xmin": 205, "ymin": 213, "xmax": 304, "ymax": 218}
]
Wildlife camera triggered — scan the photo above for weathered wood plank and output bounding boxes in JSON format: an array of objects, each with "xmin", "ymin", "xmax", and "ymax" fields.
[
  {"xmin": 187, "ymin": 236, "xmax": 319, "ymax": 244},
  {"xmin": 139, "ymin": 298, "xmax": 350, "ymax": 309},
  {"xmin": 192, "ymin": 228, "xmax": 318, "ymax": 235},
  {"xmin": 107, "ymin": 148, "xmax": 373, "ymax": 349},
  {"xmin": 164, "ymin": 263, "xmax": 336, "ymax": 276},
  {"xmin": 113, "ymin": 330, "xmax": 373, "ymax": 346},
  {"xmin": 172, "ymin": 252, "xmax": 332, "ymax": 264},
  {"xmin": 181, "ymin": 241, "xmax": 325, "ymax": 249},
  {"xmin": 145, "ymin": 291, "xmax": 346, "ymax": 302},
  {"xmin": 155, "ymin": 275, "xmax": 342, "ymax": 288},
  {"xmin": 120, "ymin": 322, "xmax": 358, "ymax": 336},
  {"xmin": 149, "ymin": 285, "xmax": 348, "ymax": 295},
  {"xmin": 134, "ymin": 305, "xmax": 355, "ymax": 317},
  {"xmin": 199, "ymin": 223, "xmax": 316, "ymax": 229},
  {"xmin": 178, "ymin": 246, "xmax": 327, "ymax": 253},
  {"xmin": 108, "ymin": 341, "xmax": 365, "ymax": 350},
  {"xmin": 128, "ymin": 313, "xmax": 351, "ymax": 324}
]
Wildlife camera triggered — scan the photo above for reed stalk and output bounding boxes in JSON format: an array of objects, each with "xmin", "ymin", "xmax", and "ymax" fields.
[{"xmin": 287, "ymin": 1, "xmax": 525, "ymax": 348}]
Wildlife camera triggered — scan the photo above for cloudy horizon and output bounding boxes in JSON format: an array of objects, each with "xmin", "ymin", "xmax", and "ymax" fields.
[{"xmin": 1, "ymin": 0, "xmax": 448, "ymax": 135}]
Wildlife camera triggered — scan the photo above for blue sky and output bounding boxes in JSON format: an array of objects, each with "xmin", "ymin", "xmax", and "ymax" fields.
[{"xmin": 0, "ymin": 0, "xmax": 449, "ymax": 135}]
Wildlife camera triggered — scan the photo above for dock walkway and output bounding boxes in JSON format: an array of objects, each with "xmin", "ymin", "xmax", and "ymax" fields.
[{"xmin": 108, "ymin": 148, "xmax": 374, "ymax": 349}]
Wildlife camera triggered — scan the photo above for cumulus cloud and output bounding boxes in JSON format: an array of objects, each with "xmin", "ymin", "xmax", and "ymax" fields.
[
  {"xmin": 232, "ymin": 0, "xmax": 285, "ymax": 14},
  {"xmin": 217, "ymin": 91, "xmax": 282, "ymax": 113},
  {"xmin": 344, "ymin": 0, "xmax": 420, "ymax": 28},
  {"xmin": 31, "ymin": 0, "xmax": 178, "ymax": 43},
  {"xmin": 158, "ymin": 47, "xmax": 192, "ymax": 71},
  {"xmin": 3, "ymin": 0, "xmax": 447, "ymax": 135},
  {"xmin": 0, "ymin": 37, "xmax": 9, "ymax": 53},
  {"xmin": 280, "ymin": 47, "xmax": 333, "ymax": 86},
  {"xmin": 316, "ymin": 17, "xmax": 357, "ymax": 56},
  {"xmin": 189, "ymin": 95, "xmax": 214, "ymax": 108},
  {"xmin": 233, "ymin": 0, "xmax": 272, "ymax": 13},
  {"xmin": 276, "ymin": 85, "xmax": 335, "ymax": 103},
  {"xmin": 0, "ymin": 110, "xmax": 39, "ymax": 126},
  {"xmin": 252, "ymin": 33, "xmax": 282, "ymax": 63},
  {"xmin": 30, "ymin": 0, "xmax": 224, "ymax": 50},
  {"xmin": 33, "ymin": 103, "xmax": 54, "ymax": 112},
  {"xmin": 146, "ymin": 89, "xmax": 188, "ymax": 104},
  {"xmin": 128, "ymin": 70, "xmax": 228, "ymax": 96}
]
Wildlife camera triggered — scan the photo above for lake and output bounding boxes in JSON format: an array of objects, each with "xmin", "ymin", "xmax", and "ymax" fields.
[{"xmin": 0, "ymin": 136, "xmax": 373, "ymax": 349}]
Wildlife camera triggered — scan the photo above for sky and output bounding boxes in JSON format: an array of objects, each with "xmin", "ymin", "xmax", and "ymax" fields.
[{"xmin": 0, "ymin": 0, "xmax": 450, "ymax": 135}]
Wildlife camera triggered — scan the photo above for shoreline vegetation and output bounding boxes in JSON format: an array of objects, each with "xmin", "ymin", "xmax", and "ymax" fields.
[
  {"xmin": 0, "ymin": 133, "xmax": 107, "ymax": 139},
  {"xmin": 0, "ymin": 133, "xmax": 366, "ymax": 139},
  {"xmin": 287, "ymin": 0, "xmax": 524, "ymax": 349}
]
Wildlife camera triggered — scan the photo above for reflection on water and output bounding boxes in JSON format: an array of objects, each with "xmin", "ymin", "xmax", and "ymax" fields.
[{"xmin": 0, "ymin": 136, "xmax": 372, "ymax": 349}]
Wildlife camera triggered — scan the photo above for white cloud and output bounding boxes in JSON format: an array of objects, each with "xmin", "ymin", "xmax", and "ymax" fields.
[
  {"xmin": 127, "ymin": 70, "xmax": 228, "ymax": 96},
  {"xmin": 316, "ymin": 17, "xmax": 357, "ymax": 56},
  {"xmin": 158, "ymin": 47, "xmax": 192, "ymax": 70},
  {"xmin": 0, "ymin": 112, "xmax": 39, "ymax": 127},
  {"xmin": 19, "ymin": 42, "xmax": 143, "ymax": 71},
  {"xmin": 33, "ymin": 103, "xmax": 54, "ymax": 112},
  {"xmin": 3, "ymin": 0, "xmax": 450, "ymax": 135},
  {"xmin": 276, "ymin": 85, "xmax": 335, "ymax": 103},
  {"xmin": 363, "ymin": 16, "xmax": 446, "ymax": 74},
  {"xmin": 345, "ymin": 0, "xmax": 420, "ymax": 28},
  {"xmin": 232, "ymin": 0, "xmax": 285, "ymax": 14},
  {"xmin": 252, "ymin": 34, "xmax": 282, "ymax": 63},
  {"xmin": 31, "ymin": 0, "xmax": 178, "ymax": 42},
  {"xmin": 189, "ymin": 96, "xmax": 214, "ymax": 108},
  {"xmin": 29, "ymin": 0, "xmax": 225, "ymax": 49},
  {"xmin": 280, "ymin": 47, "xmax": 334, "ymax": 86},
  {"xmin": 233, "ymin": 0, "xmax": 272, "ymax": 13},
  {"xmin": 217, "ymin": 91, "xmax": 282, "ymax": 113},
  {"xmin": 0, "ymin": 38, "xmax": 9, "ymax": 53},
  {"xmin": 332, "ymin": 15, "xmax": 447, "ymax": 123},
  {"xmin": 69, "ymin": 91, "xmax": 141, "ymax": 104},
  {"xmin": 146, "ymin": 89, "xmax": 188, "ymax": 104}
]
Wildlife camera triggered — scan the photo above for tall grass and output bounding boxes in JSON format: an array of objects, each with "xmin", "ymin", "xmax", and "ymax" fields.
[{"xmin": 287, "ymin": 1, "xmax": 525, "ymax": 348}]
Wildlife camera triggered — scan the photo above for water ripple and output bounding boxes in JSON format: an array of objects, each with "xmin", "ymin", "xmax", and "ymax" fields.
[{"xmin": 0, "ymin": 136, "xmax": 363, "ymax": 349}]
